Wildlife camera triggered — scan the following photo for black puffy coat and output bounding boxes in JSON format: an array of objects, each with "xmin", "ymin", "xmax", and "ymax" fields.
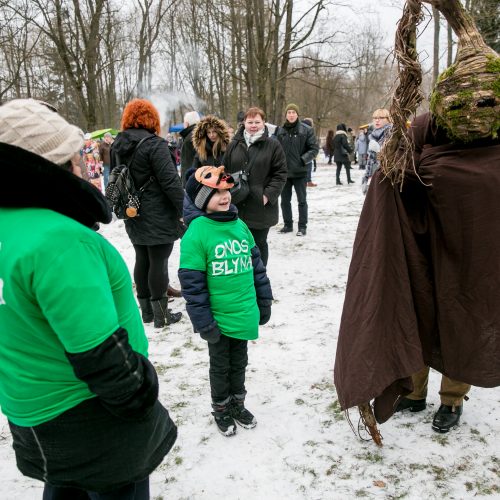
[
  {"xmin": 224, "ymin": 127, "xmax": 287, "ymax": 230},
  {"xmin": 111, "ymin": 128, "xmax": 184, "ymax": 246},
  {"xmin": 274, "ymin": 121, "xmax": 319, "ymax": 178},
  {"xmin": 333, "ymin": 130, "xmax": 353, "ymax": 163}
]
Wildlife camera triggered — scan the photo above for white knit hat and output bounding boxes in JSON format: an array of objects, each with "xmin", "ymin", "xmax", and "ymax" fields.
[
  {"xmin": 0, "ymin": 99, "xmax": 84, "ymax": 165},
  {"xmin": 183, "ymin": 110, "xmax": 201, "ymax": 127}
]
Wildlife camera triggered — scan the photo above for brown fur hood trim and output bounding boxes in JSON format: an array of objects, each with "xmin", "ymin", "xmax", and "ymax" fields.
[{"xmin": 192, "ymin": 115, "xmax": 230, "ymax": 157}]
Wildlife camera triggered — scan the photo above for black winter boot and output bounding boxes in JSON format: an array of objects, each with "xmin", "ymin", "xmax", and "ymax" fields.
[
  {"xmin": 211, "ymin": 402, "xmax": 237, "ymax": 436},
  {"xmin": 151, "ymin": 297, "xmax": 182, "ymax": 328},
  {"xmin": 432, "ymin": 404, "xmax": 463, "ymax": 433},
  {"xmin": 395, "ymin": 397, "xmax": 426, "ymax": 413},
  {"xmin": 137, "ymin": 297, "xmax": 154, "ymax": 323},
  {"xmin": 229, "ymin": 394, "xmax": 257, "ymax": 429}
]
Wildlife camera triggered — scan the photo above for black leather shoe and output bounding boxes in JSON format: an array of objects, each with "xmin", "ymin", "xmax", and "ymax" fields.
[
  {"xmin": 348, "ymin": 180, "xmax": 355, "ymax": 184},
  {"xmin": 279, "ymin": 226, "xmax": 293, "ymax": 233},
  {"xmin": 432, "ymin": 404, "xmax": 463, "ymax": 433},
  {"xmin": 395, "ymin": 397, "xmax": 426, "ymax": 413}
]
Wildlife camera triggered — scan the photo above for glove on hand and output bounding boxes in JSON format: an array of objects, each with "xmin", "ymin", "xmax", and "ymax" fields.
[
  {"xmin": 259, "ymin": 305, "xmax": 271, "ymax": 325},
  {"xmin": 199, "ymin": 324, "xmax": 221, "ymax": 344}
]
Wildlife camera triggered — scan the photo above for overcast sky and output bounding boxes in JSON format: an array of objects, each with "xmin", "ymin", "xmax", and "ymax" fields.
[{"xmin": 329, "ymin": 0, "xmax": 451, "ymax": 71}]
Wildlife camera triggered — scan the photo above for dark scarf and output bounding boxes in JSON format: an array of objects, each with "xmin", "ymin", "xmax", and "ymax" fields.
[
  {"xmin": 0, "ymin": 142, "xmax": 111, "ymax": 228},
  {"xmin": 283, "ymin": 120, "xmax": 299, "ymax": 130},
  {"xmin": 205, "ymin": 208, "xmax": 238, "ymax": 223}
]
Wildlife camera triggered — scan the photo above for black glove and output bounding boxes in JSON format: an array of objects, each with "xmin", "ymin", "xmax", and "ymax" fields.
[
  {"xmin": 259, "ymin": 305, "xmax": 271, "ymax": 325},
  {"xmin": 199, "ymin": 324, "xmax": 221, "ymax": 344}
]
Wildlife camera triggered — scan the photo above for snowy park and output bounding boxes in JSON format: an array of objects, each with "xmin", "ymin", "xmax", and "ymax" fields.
[{"xmin": 1, "ymin": 160, "xmax": 498, "ymax": 500}]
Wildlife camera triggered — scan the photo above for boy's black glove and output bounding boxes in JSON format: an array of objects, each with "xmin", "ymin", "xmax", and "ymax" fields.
[
  {"xmin": 259, "ymin": 305, "xmax": 271, "ymax": 325},
  {"xmin": 199, "ymin": 323, "xmax": 221, "ymax": 344}
]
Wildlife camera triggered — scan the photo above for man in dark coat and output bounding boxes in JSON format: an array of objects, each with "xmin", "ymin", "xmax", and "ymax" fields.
[
  {"xmin": 275, "ymin": 103, "xmax": 319, "ymax": 236},
  {"xmin": 179, "ymin": 110, "xmax": 201, "ymax": 186}
]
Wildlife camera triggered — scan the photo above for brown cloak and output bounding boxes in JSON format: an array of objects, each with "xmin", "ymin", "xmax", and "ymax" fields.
[{"xmin": 334, "ymin": 112, "xmax": 500, "ymax": 423}]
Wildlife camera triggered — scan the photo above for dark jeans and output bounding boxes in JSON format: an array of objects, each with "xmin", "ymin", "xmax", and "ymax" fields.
[
  {"xmin": 335, "ymin": 160, "xmax": 352, "ymax": 183},
  {"xmin": 43, "ymin": 478, "xmax": 149, "ymax": 500},
  {"xmin": 208, "ymin": 336, "xmax": 248, "ymax": 403},
  {"xmin": 102, "ymin": 164, "xmax": 110, "ymax": 188},
  {"xmin": 280, "ymin": 176, "xmax": 308, "ymax": 230},
  {"xmin": 249, "ymin": 227, "xmax": 270, "ymax": 267},
  {"xmin": 133, "ymin": 243, "xmax": 174, "ymax": 300}
]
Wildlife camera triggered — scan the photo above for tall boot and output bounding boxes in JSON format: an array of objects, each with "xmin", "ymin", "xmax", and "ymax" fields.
[
  {"xmin": 137, "ymin": 297, "xmax": 153, "ymax": 323},
  {"xmin": 347, "ymin": 168, "xmax": 355, "ymax": 184},
  {"xmin": 151, "ymin": 297, "xmax": 182, "ymax": 328}
]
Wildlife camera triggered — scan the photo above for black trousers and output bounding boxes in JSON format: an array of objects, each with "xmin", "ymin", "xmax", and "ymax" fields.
[
  {"xmin": 335, "ymin": 160, "xmax": 352, "ymax": 183},
  {"xmin": 208, "ymin": 336, "xmax": 248, "ymax": 403},
  {"xmin": 249, "ymin": 227, "xmax": 270, "ymax": 267},
  {"xmin": 133, "ymin": 243, "xmax": 174, "ymax": 300},
  {"xmin": 280, "ymin": 176, "xmax": 308, "ymax": 230},
  {"xmin": 43, "ymin": 478, "xmax": 149, "ymax": 500}
]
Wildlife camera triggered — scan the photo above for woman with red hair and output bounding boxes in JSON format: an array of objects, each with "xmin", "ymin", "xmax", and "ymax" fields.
[{"xmin": 111, "ymin": 99, "xmax": 184, "ymax": 328}]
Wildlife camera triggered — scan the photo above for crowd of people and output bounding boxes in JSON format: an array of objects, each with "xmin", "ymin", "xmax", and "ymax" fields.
[{"xmin": 0, "ymin": 57, "xmax": 498, "ymax": 497}]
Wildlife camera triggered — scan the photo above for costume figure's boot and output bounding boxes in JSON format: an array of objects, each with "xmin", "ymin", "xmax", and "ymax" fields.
[
  {"xmin": 151, "ymin": 297, "xmax": 182, "ymax": 328},
  {"xmin": 137, "ymin": 297, "xmax": 154, "ymax": 323}
]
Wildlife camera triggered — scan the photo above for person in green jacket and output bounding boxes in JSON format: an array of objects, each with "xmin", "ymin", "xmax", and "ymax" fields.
[
  {"xmin": 179, "ymin": 166, "xmax": 273, "ymax": 436},
  {"xmin": 0, "ymin": 99, "xmax": 177, "ymax": 499}
]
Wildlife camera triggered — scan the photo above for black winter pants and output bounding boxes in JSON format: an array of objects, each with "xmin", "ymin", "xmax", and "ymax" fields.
[
  {"xmin": 280, "ymin": 176, "xmax": 308, "ymax": 230},
  {"xmin": 133, "ymin": 243, "xmax": 174, "ymax": 300},
  {"xmin": 335, "ymin": 160, "xmax": 352, "ymax": 183},
  {"xmin": 249, "ymin": 227, "xmax": 270, "ymax": 267},
  {"xmin": 208, "ymin": 336, "xmax": 248, "ymax": 403},
  {"xmin": 43, "ymin": 478, "xmax": 149, "ymax": 500}
]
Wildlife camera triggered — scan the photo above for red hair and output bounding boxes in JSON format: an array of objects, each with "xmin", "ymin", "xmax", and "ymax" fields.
[{"xmin": 121, "ymin": 98, "xmax": 161, "ymax": 134}]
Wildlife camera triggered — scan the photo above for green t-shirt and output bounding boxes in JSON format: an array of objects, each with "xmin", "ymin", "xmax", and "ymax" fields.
[
  {"xmin": 0, "ymin": 207, "xmax": 147, "ymax": 426},
  {"xmin": 180, "ymin": 216, "xmax": 259, "ymax": 340}
]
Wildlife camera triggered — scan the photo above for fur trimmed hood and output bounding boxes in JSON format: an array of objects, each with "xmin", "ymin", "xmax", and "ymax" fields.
[{"xmin": 192, "ymin": 115, "xmax": 230, "ymax": 160}]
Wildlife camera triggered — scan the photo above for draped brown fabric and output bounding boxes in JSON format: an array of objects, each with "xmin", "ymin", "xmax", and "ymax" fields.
[{"xmin": 334, "ymin": 113, "xmax": 500, "ymax": 423}]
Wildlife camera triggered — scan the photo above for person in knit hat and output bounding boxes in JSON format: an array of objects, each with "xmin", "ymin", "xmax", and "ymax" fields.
[
  {"xmin": 0, "ymin": 99, "xmax": 177, "ymax": 497},
  {"xmin": 179, "ymin": 166, "xmax": 273, "ymax": 436},
  {"xmin": 275, "ymin": 102, "xmax": 319, "ymax": 236},
  {"xmin": 180, "ymin": 109, "xmax": 202, "ymax": 186}
]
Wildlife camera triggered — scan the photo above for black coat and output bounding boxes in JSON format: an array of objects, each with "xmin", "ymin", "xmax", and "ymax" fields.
[
  {"xmin": 111, "ymin": 128, "xmax": 184, "ymax": 246},
  {"xmin": 333, "ymin": 131, "xmax": 353, "ymax": 163},
  {"xmin": 179, "ymin": 124, "xmax": 197, "ymax": 186},
  {"xmin": 274, "ymin": 121, "xmax": 319, "ymax": 178},
  {"xmin": 224, "ymin": 127, "xmax": 287, "ymax": 230}
]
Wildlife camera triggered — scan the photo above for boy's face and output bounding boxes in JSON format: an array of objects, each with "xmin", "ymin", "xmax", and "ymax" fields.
[{"xmin": 206, "ymin": 188, "xmax": 231, "ymax": 213}]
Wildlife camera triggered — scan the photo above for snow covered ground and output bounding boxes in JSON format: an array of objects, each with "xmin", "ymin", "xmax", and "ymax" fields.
[{"xmin": 1, "ymin": 159, "xmax": 499, "ymax": 499}]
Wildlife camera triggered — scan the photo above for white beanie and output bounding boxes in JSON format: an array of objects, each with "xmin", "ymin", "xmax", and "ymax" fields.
[
  {"xmin": 0, "ymin": 99, "xmax": 84, "ymax": 165},
  {"xmin": 183, "ymin": 110, "xmax": 201, "ymax": 127}
]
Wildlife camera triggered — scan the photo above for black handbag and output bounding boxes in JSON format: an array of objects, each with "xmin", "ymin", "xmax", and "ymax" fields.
[{"xmin": 230, "ymin": 170, "xmax": 250, "ymax": 204}]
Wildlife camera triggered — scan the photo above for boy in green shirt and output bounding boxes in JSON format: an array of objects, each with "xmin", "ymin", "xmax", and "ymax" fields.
[{"xmin": 179, "ymin": 166, "xmax": 273, "ymax": 436}]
